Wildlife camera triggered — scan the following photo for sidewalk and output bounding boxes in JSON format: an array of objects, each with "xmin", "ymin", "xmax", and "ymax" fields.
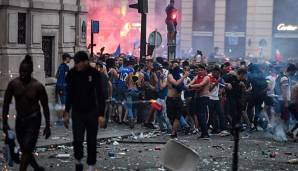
[
  {"xmin": 0, "ymin": 104, "xmax": 148, "ymax": 147},
  {"xmin": 37, "ymin": 123, "xmax": 147, "ymax": 147}
]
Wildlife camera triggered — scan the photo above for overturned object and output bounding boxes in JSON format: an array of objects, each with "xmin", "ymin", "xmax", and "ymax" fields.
[{"xmin": 161, "ymin": 140, "xmax": 199, "ymax": 171}]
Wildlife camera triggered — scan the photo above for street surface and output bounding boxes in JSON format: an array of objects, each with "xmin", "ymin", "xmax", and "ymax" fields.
[{"xmin": 1, "ymin": 123, "xmax": 298, "ymax": 171}]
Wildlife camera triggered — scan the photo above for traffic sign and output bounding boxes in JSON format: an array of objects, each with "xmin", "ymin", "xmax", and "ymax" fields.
[
  {"xmin": 148, "ymin": 30, "xmax": 162, "ymax": 48},
  {"xmin": 92, "ymin": 20, "xmax": 100, "ymax": 33}
]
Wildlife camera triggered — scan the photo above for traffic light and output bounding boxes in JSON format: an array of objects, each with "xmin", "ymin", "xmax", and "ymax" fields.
[
  {"xmin": 171, "ymin": 10, "xmax": 177, "ymax": 20},
  {"xmin": 129, "ymin": 0, "xmax": 148, "ymax": 13}
]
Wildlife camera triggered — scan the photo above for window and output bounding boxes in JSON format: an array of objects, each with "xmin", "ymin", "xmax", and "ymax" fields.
[
  {"xmin": 225, "ymin": 0, "xmax": 247, "ymax": 58},
  {"xmin": 193, "ymin": 0, "xmax": 215, "ymax": 31},
  {"xmin": 18, "ymin": 13, "xmax": 26, "ymax": 44},
  {"xmin": 225, "ymin": 0, "xmax": 247, "ymax": 32}
]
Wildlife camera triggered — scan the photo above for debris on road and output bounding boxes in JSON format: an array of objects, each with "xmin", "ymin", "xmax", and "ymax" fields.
[
  {"xmin": 56, "ymin": 154, "xmax": 70, "ymax": 158},
  {"xmin": 288, "ymin": 159, "xmax": 298, "ymax": 164}
]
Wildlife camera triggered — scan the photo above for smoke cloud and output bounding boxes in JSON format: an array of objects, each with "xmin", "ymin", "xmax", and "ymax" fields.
[{"xmin": 83, "ymin": 0, "xmax": 170, "ymax": 56}]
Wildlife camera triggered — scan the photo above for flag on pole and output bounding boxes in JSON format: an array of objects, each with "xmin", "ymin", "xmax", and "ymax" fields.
[
  {"xmin": 114, "ymin": 44, "xmax": 121, "ymax": 57},
  {"xmin": 133, "ymin": 40, "xmax": 140, "ymax": 49}
]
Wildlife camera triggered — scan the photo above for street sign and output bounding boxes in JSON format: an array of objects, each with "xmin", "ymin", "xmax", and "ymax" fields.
[
  {"xmin": 92, "ymin": 20, "xmax": 100, "ymax": 33},
  {"xmin": 148, "ymin": 30, "xmax": 162, "ymax": 48}
]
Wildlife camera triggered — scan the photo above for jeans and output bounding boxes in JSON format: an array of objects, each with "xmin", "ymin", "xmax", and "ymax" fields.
[
  {"xmin": 209, "ymin": 99, "xmax": 225, "ymax": 131},
  {"xmin": 72, "ymin": 110, "xmax": 99, "ymax": 165},
  {"xmin": 156, "ymin": 99, "xmax": 171, "ymax": 131},
  {"xmin": 126, "ymin": 89, "xmax": 139, "ymax": 120},
  {"xmin": 253, "ymin": 95, "xmax": 268, "ymax": 129},
  {"xmin": 194, "ymin": 96, "xmax": 209, "ymax": 135},
  {"xmin": 179, "ymin": 116, "xmax": 189, "ymax": 128}
]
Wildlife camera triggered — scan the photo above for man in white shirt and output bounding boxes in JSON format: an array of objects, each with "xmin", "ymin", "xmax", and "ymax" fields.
[{"xmin": 277, "ymin": 64, "xmax": 297, "ymax": 124}]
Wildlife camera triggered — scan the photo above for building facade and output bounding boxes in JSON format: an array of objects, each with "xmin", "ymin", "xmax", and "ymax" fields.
[
  {"xmin": 176, "ymin": 0, "xmax": 298, "ymax": 60},
  {"xmin": 0, "ymin": 0, "xmax": 87, "ymax": 94}
]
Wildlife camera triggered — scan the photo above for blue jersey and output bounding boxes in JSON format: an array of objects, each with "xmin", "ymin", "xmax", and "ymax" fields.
[
  {"xmin": 56, "ymin": 63, "xmax": 69, "ymax": 89},
  {"xmin": 119, "ymin": 67, "xmax": 134, "ymax": 90}
]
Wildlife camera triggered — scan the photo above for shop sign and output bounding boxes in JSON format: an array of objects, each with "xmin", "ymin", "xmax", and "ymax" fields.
[{"xmin": 277, "ymin": 23, "xmax": 298, "ymax": 31}]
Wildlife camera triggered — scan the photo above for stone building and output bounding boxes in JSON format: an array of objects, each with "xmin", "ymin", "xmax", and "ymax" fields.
[
  {"xmin": 0, "ymin": 0, "xmax": 87, "ymax": 96},
  {"xmin": 176, "ymin": 0, "xmax": 298, "ymax": 59}
]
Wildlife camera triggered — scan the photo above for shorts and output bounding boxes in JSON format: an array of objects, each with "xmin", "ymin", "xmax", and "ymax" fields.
[{"xmin": 166, "ymin": 97, "xmax": 183, "ymax": 124}]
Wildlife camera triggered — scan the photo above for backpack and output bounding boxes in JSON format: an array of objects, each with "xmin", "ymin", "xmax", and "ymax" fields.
[{"xmin": 274, "ymin": 74, "xmax": 288, "ymax": 96}]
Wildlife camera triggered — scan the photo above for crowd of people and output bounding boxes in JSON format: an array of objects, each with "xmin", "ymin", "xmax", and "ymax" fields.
[
  {"xmin": 56, "ymin": 51, "xmax": 298, "ymax": 140},
  {"xmin": 2, "ymin": 50, "xmax": 298, "ymax": 171}
]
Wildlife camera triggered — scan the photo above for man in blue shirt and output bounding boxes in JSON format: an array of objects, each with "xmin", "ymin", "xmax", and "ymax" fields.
[
  {"xmin": 118, "ymin": 57, "xmax": 134, "ymax": 125},
  {"xmin": 55, "ymin": 53, "xmax": 71, "ymax": 125}
]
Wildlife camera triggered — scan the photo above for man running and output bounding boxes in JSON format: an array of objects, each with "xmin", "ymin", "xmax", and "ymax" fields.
[{"xmin": 2, "ymin": 55, "xmax": 51, "ymax": 171}]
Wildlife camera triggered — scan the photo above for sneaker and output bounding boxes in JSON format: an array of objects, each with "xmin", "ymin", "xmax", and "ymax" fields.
[
  {"xmin": 210, "ymin": 130, "xmax": 220, "ymax": 135},
  {"xmin": 184, "ymin": 126, "xmax": 191, "ymax": 135},
  {"xmin": 248, "ymin": 127, "xmax": 257, "ymax": 133},
  {"xmin": 144, "ymin": 123, "xmax": 156, "ymax": 129},
  {"xmin": 75, "ymin": 164, "xmax": 83, "ymax": 171},
  {"xmin": 192, "ymin": 128, "xmax": 199, "ymax": 134},
  {"xmin": 199, "ymin": 134, "xmax": 210, "ymax": 140},
  {"xmin": 219, "ymin": 130, "xmax": 230, "ymax": 137},
  {"xmin": 170, "ymin": 134, "xmax": 177, "ymax": 139},
  {"xmin": 129, "ymin": 119, "xmax": 135, "ymax": 129}
]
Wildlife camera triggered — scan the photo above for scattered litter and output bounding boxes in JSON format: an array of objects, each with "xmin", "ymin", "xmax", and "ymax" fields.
[
  {"xmin": 241, "ymin": 134, "xmax": 250, "ymax": 139},
  {"xmin": 155, "ymin": 147, "xmax": 161, "ymax": 151},
  {"xmin": 131, "ymin": 132, "xmax": 138, "ymax": 140},
  {"xmin": 58, "ymin": 159, "xmax": 71, "ymax": 163},
  {"xmin": 113, "ymin": 141, "xmax": 119, "ymax": 146},
  {"xmin": 270, "ymin": 152, "xmax": 277, "ymax": 158},
  {"xmin": 56, "ymin": 154, "xmax": 70, "ymax": 158},
  {"xmin": 108, "ymin": 151, "xmax": 115, "ymax": 158},
  {"xmin": 288, "ymin": 159, "xmax": 298, "ymax": 164},
  {"xmin": 121, "ymin": 148, "xmax": 129, "ymax": 152},
  {"xmin": 212, "ymin": 145, "xmax": 225, "ymax": 151},
  {"xmin": 139, "ymin": 132, "xmax": 144, "ymax": 139},
  {"xmin": 203, "ymin": 159, "xmax": 210, "ymax": 165},
  {"xmin": 36, "ymin": 148, "xmax": 47, "ymax": 153},
  {"xmin": 62, "ymin": 137, "xmax": 71, "ymax": 141},
  {"xmin": 51, "ymin": 136, "xmax": 60, "ymax": 140}
]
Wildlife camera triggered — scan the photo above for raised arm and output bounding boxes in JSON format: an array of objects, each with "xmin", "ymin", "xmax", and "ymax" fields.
[{"xmin": 168, "ymin": 71, "xmax": 189, "ymax": 86}]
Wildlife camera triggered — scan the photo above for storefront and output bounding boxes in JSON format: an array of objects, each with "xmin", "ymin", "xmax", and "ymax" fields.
[{"xmin": 272, "ymin": 0, "xmax": 298, "ymax": 60}]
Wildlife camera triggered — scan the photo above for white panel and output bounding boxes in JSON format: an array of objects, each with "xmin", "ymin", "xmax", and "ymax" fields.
[
  {"xmin": 31, "ymin": 0, "xmax": 59, "ymax": 3},
  {"xmin": 63, "ymin": 14, "xmax": 75, "ymax": 43},
  {"xmin": 32, "ymin": 15, "xmax": 41, "ymax": 43},
  {"xmin": 63, "ymin": 0, "xmax": 76, "ymax": 5},
  {"xmin": 8, "ymin": 13, "xmax": 17, "ymax": 43},
  {"xmin": 41, "ymin": 13, "xmax": 59, "ymax": 26}
]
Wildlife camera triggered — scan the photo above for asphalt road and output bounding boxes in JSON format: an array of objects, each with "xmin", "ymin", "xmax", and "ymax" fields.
[{"xmin": 1, "ymin": 126, "xmax": 298, "ymax": 171}]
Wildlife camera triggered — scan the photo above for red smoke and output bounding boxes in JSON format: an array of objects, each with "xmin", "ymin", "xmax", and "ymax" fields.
[
  {"xmin": 84, "ymin": 0, "xmax": 169, "ymax": 56},
  {"xmin": 84, "ymin": 0, "xmax": 141, "ymax": 54}
]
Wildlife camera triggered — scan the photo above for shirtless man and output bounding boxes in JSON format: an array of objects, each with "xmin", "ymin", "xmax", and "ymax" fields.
[
  {"xmin": 2, "ymin": 55, "xmax": 51, "ymax": 171},
  {"xmin": 167, "ymin": 61, "xmax": 189, "ymax": 138},
  {"xmin": 187, "ymin": 64, "xmax": 210, "ymax": 138}
]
